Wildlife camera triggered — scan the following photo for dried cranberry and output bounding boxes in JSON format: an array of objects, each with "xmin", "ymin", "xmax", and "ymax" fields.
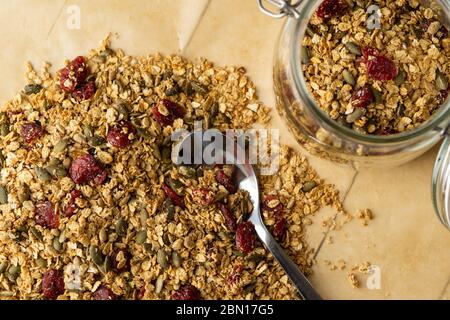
[
  {"xmin": 65, "ymin": 190, "xmax": 82, "ymax": 217},
  {"xmin": 436, "ymin": 26, "xmax": 449, "ymax": 40},
  {"xmin": 136, "ymin": 286, "xmax": 145, "ymax": 300},
  {"xmin": 262, "ymin": 195, "xmax": 283, "ymax": 215},
  {"xmin": 236, "ymin": 221, "xmax": 256, "ymax": 254},
  {"xmin": 437, "ymin": 90, "xmax": 449, "ymax": 106},
  {"xmin": 227, "ymin": 264, "xmax": 243, "ymax": 286},
  {"xmin": 69, "ymin": 154, "xmax": 107, "ymax": 185},
  {"xmin": 110, "ymin": 249, "xmax": 130, "ymax": 273},
  {"xmin": 73, "ymin": 80, "xmax": 96, "ymax": 101},
  {"xmin": 421, "ymin": 19, "xmax": 432, "ymax": 33},
  {"xmin": 192, "ymin": 188, "xmax": 215, "ymax": 206},
  {"xmin": 316, "ymin": 0, "xmax": 348, "ymax": 20},
  {"xmin": 162, "ymin": 183, "xmax": 185, "ymax": 208},
  {"xmin": 273, "ymin": 218, "xmax": 287, "ymax": 239},
  {"xmin": 20, "ymin": 122, "xmax": 45, "ymax": 144},
  {"xmin": 107, "ymin": 120, "xmax": 136, "ymax": 148},
  {"xmin": 262, "ymin": 195, "xmax": 286, "ymax": 238},
  {"xmin": 59, "ymin": 56, "xmax": 89, "ymax": 93},
  {"xmin": 171, "ymin": 285, "xmax": 201, "ymax": 300},
  {"xmin": 42, "ymin": 269, "xmax": 65, "ymax": 300},
  {"xmin": 217, "ymin": 202, "xmax": 237, "ymax": 232},
  {"xmin": 362, "ymin": 46, "xmax": 397, "ymax": 81},
  {"xmin": 93, "ymin": 285, "xmax": 118, "ymax": 300},
  {"xmin": 351, "ymin": 85, "xmax": 374, "ymax": 109},
  {"xmin": 35, "ymin": 201, "xmax": 59, "ymax": 229},
  {"xmin": 215, "ymin": 170, "xmax": 236, "ymax": 194},
  {"xmin": 152, "ymin": 99, "xmax": 185, "ymax": 126}
]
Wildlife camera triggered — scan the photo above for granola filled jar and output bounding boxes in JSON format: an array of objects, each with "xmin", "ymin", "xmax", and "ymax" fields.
[{"xmin": 259, "ymin": 0, "xmax": 450, "ymax": 227}]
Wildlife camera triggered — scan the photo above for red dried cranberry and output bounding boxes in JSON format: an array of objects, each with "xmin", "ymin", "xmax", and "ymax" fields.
[
  {"xmin": 262, "ymin": 195, "xmax": 283, "ymax": 215},
  {"xmin": 110, "ymin": 249, "xmax": 130, "ymax": 273},
  {"xmin": 227, "ymin": 264, "xmax": 243, "ymax": 286},
  {"xmin": 162, "ymin": 183, "xmax": 185, "ymax": 208},
  {"xmin": 316, "ymin": 0, "xmax": 348, "ymax": 20},
  {"xmin": 217, "ymin": 202, "xmax": 237, "ymax": 232},
  {"xmin": 215, "ymin": 170, "xmax": 236, "ymax": 194},
  {"xmin": 171, "ymin": 285, "xmax": 201, "ymax": 300},
  {"xmin": 65, "ymin": 190, "xmax": 82, "ymax": 217},
  {"xmin": 351, "ymin": 85, "xmax": 374, "ymax": 109},
  {"xmin": 236, "ymin": 221, "xmax": 256, "ymax": 254},
  {"xmin": 421, "ymin": 19, "xmax": 432, "ymax": 33},
  {"xmin": 152, "ymin": 99, "xmax": 185, "ymax": 126},
  {"xmin": 69, "ymin": 154, "xmax": 107, "ymax": 185},
  {"xmin": 59, "ymin": 56, "xmax": 89, "ymax": 93},
  {"xmin": 192, "ymin": 188, "xmax": 215, "ymax": 206},
  {"xmin": 437, "ymin": 90, "xmax": 449, "ymax": 106},
  {"xmin": 273, "ymin": 218, "xmax": 287, "ymax": 239},
  {"xmin": 93, "ymin": 285, "xmax": 118, "ymax": 300},
  {"xmin": 35, "ymin": 201, "xmax": 59, "ymax": 229},
  {"xmin": 262, "ymin": 195, "xmax": 286, "ymax": 238},
  {"xmin": 107, "ymin": 120, "xmax": 136, "ymax": 148},
  {"xmin": 42, "ymin": 269, "xmax": 65, "ymax": 300},
  {"xmin": 436, "ymin": 26, "xmax": 449, "ymax": 40},
  {"xmin": 362, "ymin": 46, "xmax": 397, "ymax": 81},
  {"xmin": 136, "ymin": 286, "xmax": 145, "ymax": 300},
  {"xmin": 73, "ymin": 80, "xmax": 96, "ymax": 102},
  {"xmin": 20, "ymin": 122, "xmax": 45, "ymax": 144}
]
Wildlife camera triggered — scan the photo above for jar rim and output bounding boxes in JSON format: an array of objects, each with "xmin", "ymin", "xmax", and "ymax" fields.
[{"xmin": 290, "ymin": 0, "xmax": 450, "ymax": 145}]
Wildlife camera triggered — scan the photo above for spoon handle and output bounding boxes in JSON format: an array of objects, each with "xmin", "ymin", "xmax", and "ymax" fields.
[{"xmin": 255, "ymin": 223, "xmax": 322, "ymax": 300}]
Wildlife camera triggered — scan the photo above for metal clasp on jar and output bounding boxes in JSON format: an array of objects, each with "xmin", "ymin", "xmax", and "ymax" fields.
[{"xmin": 257, "ymin": 0, "xmax": 302, "ymax": 19}]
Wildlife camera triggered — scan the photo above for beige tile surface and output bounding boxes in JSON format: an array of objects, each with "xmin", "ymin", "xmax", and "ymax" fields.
[{"xmin": 0, "ymin": 0, "xmax": 448, "ymax": 300}]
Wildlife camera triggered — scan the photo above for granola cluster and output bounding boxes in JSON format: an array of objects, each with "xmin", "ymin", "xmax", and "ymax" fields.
[
  {"xmin": 0, "ymin": 38, "xmax": 345, "ymax": 300},
  {"xmin": 303, "ymin": 0, "xmax": 450, "ymax": 135}
]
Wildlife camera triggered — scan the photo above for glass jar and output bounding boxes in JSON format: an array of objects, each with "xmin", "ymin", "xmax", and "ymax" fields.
[{"xmin": 258, "ymin": 0, "xmax": 450, "ymax": 227}]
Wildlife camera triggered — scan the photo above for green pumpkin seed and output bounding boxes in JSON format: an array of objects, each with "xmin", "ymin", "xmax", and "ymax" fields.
[
  {"xmin": 0, "ymin": 185, "xmax": 7, "ymax": 204},
  {"xmin": 7, "ymin": 265, "xmax": 20, "ymax": 281},
  {"xmin": 53, "ymin": 139, "xmax": 68, "ymax": 153},
  {"xmin": 99, "ymin": 228, "xmax": 108, "ymax": 243},
  {"xmin": 157, "ymin": 249, "xmax": 169, "ymax": 270},
  {"xmin": 150, "ymin": 143, "xmax": 161, "ymax": 160},
  {"xmin": 166, "ymin": 178, "xmax": 183, "ymax": 196},
  {"xmin": 334, "ymin": 30, "xmax": 347, "ymax": 40},
  {"xmin": 89, "ymin": 245, "xmax": 104, "ymax": 266},
  {"xmin": 30, "ymin": 227, "xmax": 43, "ymax": 241},
  {"xmin": 46, "ymin": 165, "xmax": 67, "ymax": 178},
  {"xmin": 83, "ymin": 124, "xmax": 94, "ymax": 138},
  {"xmin": 0, "ymin": 123, "xmax": 10, "ymax": 136},
  {"xmin": 346, "ymin": 108, "xmax": 365, "ymax": 123},
  {"xmin": 243, "ymin": 282, "xmax": 257, "ymax": 294},
  {"xmin": 89, "ymin": 135, "xmax": 105, "ymax": 147},
  {"xmin": 0, "ymin": 261, "xmax": 8, "ymax": 273},
  {"xmin": 48, "ymin": 158, "xmax": 61, "ymax": 166},
  {"xmin": 136, "ymin": 127, "xmax": 152, "ymax": 139},
  {"xmin": 140, "ymin": 209, "xmax": 148, "ymax": 228},
  {"xmin": 247, "ymin": 254, "xmax": 265, "ymax": 264},
  {"xmin": 306, "ymin": 26, "xmax": 315, "ymax": 37},
  {"xmin": 302, "ymin": 181, "xmax": 317, "ymax": 193},
  {"xmin": 102, "ymin": 255, "xmax": 112, "ymax": 273},
  {"xmin": 396, "ymin": 104, "xmax": 406, "ymax": 118},
  {"xmin": 35, "ymin": 167, "xmax": 52, "ymax": 182},
  {"xmin": 24, "ymin": 84, "xmax": 42, "ymax": 95},
  {"xmin": 214, "ymin": 190, "xmax": 229, "ymax": 203},
  {"xmin": 52, "ymin": 237, "xmax": 64, "ymax": 252},
  {"xmin": 17, "ymin": 184, "xmax": 30, "ymax": 203},
  {"xmin": 36, "ymin": 257, "xmax": 47, "ymax": 268},
  {"xmin": 178, "ymin": 166, "xmax": 196, "ymax": 179},
  {"xmin": 155, "ymin": 276, "xmax": 164, "ymax": 294},
  {"xmin": 165, "ymin": 85, "xmax": 179, "ymax": 97},
  {"xmin": 436, "ymin": 71, "xmax": 449, "ymax": 91},
  {"xmin": 164, "ymin": 199, "xmax": 175, "ymax": 221},
  {"xmin": 394, "ymin": 69, "xmax": 407, "ymax": 86},
  {"xmin": 371, "ymin": 86, "xmax": 383, "ymax": 104},
  {"xmin": 136, "ymin": 230, "xmax": 147, "ymax": 244},
  {"xmin": 114, "ymin": 102, "xmax": 129, "ymax": 119},
  {"xmin": 345, "ymin": 42, "xmax": 362, "ymax": 55},
  {"xmin": 191, "ymin": 81, "xmax": 208, "ymax": 95},
  {"xmin": 116, "ymin": 218, "xmax": 128, "ymax": 237},
  {"xmin": 100, "ymin": 48, "xmax": 113, "ymax": 58},
  {"xmin": 161, "ymin": 147, "xmax": 171, "ymax": 164},
  {"xmin": 343, "ymin": 69, "xmax": 355, "ymax": 86},
  {"xmin": 301, "ymin": 46, "xmax": 310, "ymax": 64},
  {"xmin": 171, "ymin": 251, "xmax": 182, "ymax": 268}
]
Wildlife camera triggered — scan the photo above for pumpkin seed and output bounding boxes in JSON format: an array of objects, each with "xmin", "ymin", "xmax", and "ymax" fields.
[
  {"xmin": 162, "ymin": 147, "xmax": 171, "ymax": 163},
  {"xmin": 0, "ymin": 261, "xmax": 8, "ymax": 273},
  {"xmin": 164, "ymin": 199, "xmax": 175, "ymax": 221},
  {"xmin": 301, "ymin": 46, "xmax": 310, "ymax": 64},
  {"xmin": 342, "ymin": 69, "xmax": 355, "ymax": 86},
  {"xmin": 346, "ymin": 108, "xmax": 365, "ymax": 123},
  {"xmin": 99, "ymin": 228, "xmax": 108, "ymax": 243},
  {"xmin": 49, "ymin": 158, "xmax": 61, "ymax": 166},
  {"xmin": 136, "ymin": 127, "xmax": 152, "ymax": 139},
  {"xmin": 214, "ymin": 190, "xmax": 229, "ymax": 203},
  {"xmin": 394, "ymin": 69, "xmax": 407, "ymax": 86},
  {"xmin": 345, "ymin": 42, "xmax": 362, "ymax": 55},
  {"xmin": 83, "ymin": 124, "xmax": 94, "ymax": 138},
  {"xmin": 243, "ymin": 282, "xmax": 257, "ymax": 294},
  {"xmin": 53, "ymin": 139, "xmax": 68, "ymax": 153},
  {"xmin": 371, "ymin": 86, "xmax": 383, "ymax": 104},
  {"xmin": 136, "ymin": 230, "xmax": 147, "ymax": 244},
  {"xmin": 35, "ymin": 167, "xmax": 52, "ymax": 182},
  {"xmin": 89, "ymin": 135, "xmax": 105, "ymax": 147},
  {"xmin": 232, "ymin": 249, "xmax": 245, "ymax": 257},
  {"xmin": 247, "ymin": 254, "xmax": 265, "ymax": 264},
  {"xmin": 24, "ymin": 84, "xmax": 42, "ymax": 95},
  {"xmin": 116, "ymin": 218, "xmax": 128, "ymax": 237},
  {"xmin": 46, "ymin": 165, "xmax": 67, "ymax": 178},
  {"xmin": 396, "ymin": 104, "xmax": 406, "ymax": 118},
  {"xmin": 0, "ymin": 152, "xmax": 5, "ymax": 168},
  {"xmin": 155, "ymin": 275, "xmax": 164, "ymax": 294},
  {"xmin": 52, "ymin": 237, "xmax": 64, "ymax": 252},
  {"xmin": 89, "ymin": 245, "xmax": 104, "ymax": 266},
  {"xmin": 17, "ymin": 184, "xmax": 30, "ymax": 203},
  {"xmin": 171, "ymin": 251, "xmax": 182, "ymax": 268},
  {"xmin": 191, "ymin": 81, "xmax": 208, "ymax": 95},
  {"xmin": 306, "ymin": 26, "xmax": 315, "ymax": 37},
  {"xmin": 102, "ymin": 255, "xmax": 112, "ymax": 273},
  {"xmin": 334, "ymin": 30, "xmax": 347, "ymax": 40},
  {"xmin": 8, "ymin": 265, "xmax": 20, "ymax": 277},
  {"xmin": 30, "ymin": 227, "xmax": 43, "ymax": 241},
  {"xmin": 0, "ymin": 123, "xmax": 9, "ymax": 136},
  {"xmin": 151, "ymin": 143, "xmax": 161, "ymax": 160},
  {"xmin": 166, "ymin": 177, "xmax": 183, "ymax": 196},
  {"xmin": 436, "ymin": 71, "xmax": 449, "ymax": 91},
  {"xmin": 179, "ymin": 166, "xmax": 196, "ymax": 179},
  {"xmin": 0, "ymin": 185, "xmax": 7, "ymax": 204},
  {"xmin": 302, "ymin": 181, "xmax": 317, "ymax": 193},
  {"xmin": 140, "ymin": 209, "xmax": 148, "ymax": 228},
  {"xmin": 36, "ymin": 257, "xmax": 47, "ymax": 268},
  {"xmin": 157, "ymin": 249, "xmax": 169, "ymax": 270},
  {"xmin": 100, "ymin": 48, "xmax": 113, "ymax": 58},
  {"xmin": 114, "ymin": 102, "xmax": 129, "ymax": 119},
  {"xmin": 165, "ymin": 84, "xmax": 179, "ymax": 96}
]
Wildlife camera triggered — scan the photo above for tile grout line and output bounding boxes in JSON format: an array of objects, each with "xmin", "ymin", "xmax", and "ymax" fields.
[{"xmin": 180, "ymin": 0, "xmax": 212, "ymax": 54}]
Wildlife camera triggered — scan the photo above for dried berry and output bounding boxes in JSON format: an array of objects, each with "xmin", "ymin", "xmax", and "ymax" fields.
[
  {"xmin": 236, "ymin": 221, "xmax": 256, "ymax": 254},
  {"xmin": 227, "ymin": 264, "xmax": 243, "ymax": 286},
  {"xmin": 436, "ymin": 90, "xmax": 449, "ymax": 106},
  {"xmin": 316, "ymin": 0, "xmax": 348, "ymax": 20},
  {"xmin": 152, "ymin": 99, "xmax": 185, "ymax": 126},
  {"xmin": 362, "ymin": 46, "xmax": 397, "ymax": 81},
  {"xmin": 217, "ymin": 202, "xmax": 237, "ymax": 232},
  {"xmin": 192, "ymin": 188, "xmax": 215, "ymax": 206},
  {"xmin": 93, "ymin": 284, "xmax": 118, "ymax": 300},
  {"xmin": 215, "ymin": 170, "xmax": 236, "ymax": 194},
  {"xmin": 110, "ymin": 249, "xmax": 130, "ymax": 273},
  {"xmin": 351, "ymin": 85, "xmax": 374, "ymax": 109},
  {"xmin": 162, "ymin": 183, "xmax": 185, "ymax": 208},
  {"xmin": 65, "ymin": 190, "xmax": 82, "ymax": 217},
  {"xmin": 107, "ymin": 120, "xmax": 136, "ymax": 148},
  {"xmin": 436, "ymin": 25, "xmax": 449, "ymax": 40},
  {"xmin": 35, "ymin": 201, "xmax": 59, "ymax": 229},
  {"xmin": 262, "ymin": 195, "xmax": 286, "ymax": 238},
  {"xmin": 20, "ymin": 122, "xmax": 45, "ymax": 144},
  {"xmin": 69, "ymin": 154, "xmax": 107, "ymax": 185},
  {"xmin": 73, "ymin": 80, "xmax": 96, "ymax": 102},
  {"xmin": 42, "ymin": 269, "xmax": 64, "ymax": 300},
  {"xmin": 171, "ymin": 285, "xmax": 201, "ymax": 300},
  {"xmin": 136, "ymin": 286, "xmax": 145, "ymax": 300},
  {"xmin": 420, "ymin": 19, "xmax": 432, "ymax": 33},
  {"xmin": 59, "ymin": 56, "xmax": 89, "ymax": 93}
]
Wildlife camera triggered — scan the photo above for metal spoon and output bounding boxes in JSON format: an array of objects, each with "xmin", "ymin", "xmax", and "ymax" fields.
[{"xmin": 174, "ymin": 131, "xmax": 322, "ymax": 300}]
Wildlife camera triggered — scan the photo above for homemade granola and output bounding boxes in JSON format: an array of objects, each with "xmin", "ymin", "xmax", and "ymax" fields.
[
  {"xmin": 303, "ymin": 0, "xmax": 450, "ymax": 135},
  {"xmin": 0, "ymin": 38, "xmax": 346, "ymax": 300}
]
